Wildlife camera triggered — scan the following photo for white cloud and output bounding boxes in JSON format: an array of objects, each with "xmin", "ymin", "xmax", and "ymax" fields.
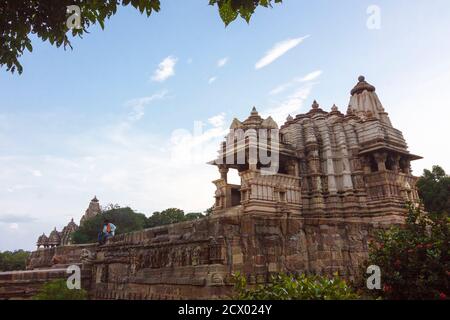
[
  {"xmin": 269, "ymin": 70, "xmax": 322, "ymax": 96},
  {"xmin": 9, "ymin": 223, "xmax": 19, "ymax": 230},
  {"xmin": 299, "ymin": 70, "xmax": 322, "ymax": 82},
  {"xmin": 151, "ymin": 56, "xmax": 177, "ymax": 82},
  {"xmin": 217, "ymin": 57, "xmax": 229, "ymax": 68},
  {"xmin": 208, "ymin": 113, "xmax": 226, "ymax": 127},
  {"xmin": 6, "ymin": 184, "xmax": 35, "ymax": 193},
  {"xmin": 255, "ymin": 36, "xmax": 310, "ymax": 70},
  {"xmin": 269, "ymin": 82, "xmax": 291, "ymax": 96},
  {"xmin": 208, "ymin": 76, "xmax": 217, "ymax": 84},
  {"xmin": 30, "ymin": 169, "xmax": 43, "ymax": 177},
  {"xmin": 0, "ymin": 214, "xmax": 35, "ymax": 223},
  {"xmin": 263, "ymin": 83, "xmax": 315, "ymax": 124},
  {"xmin": 125, "ymin": 90, "xmax": 168, "ymax": 121}
]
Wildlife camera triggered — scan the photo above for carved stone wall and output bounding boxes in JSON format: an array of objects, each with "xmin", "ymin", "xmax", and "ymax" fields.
[
  {"xmin": 27, "ymin": 244, "xmax": 97, "ymax": 270},
  {"xmin": 1, "ymin": 212, "xmax": 398, "ymax": 300},
  {"xmin": 88, "ymin": 212, "xmax": 395, "ymax": 300}
]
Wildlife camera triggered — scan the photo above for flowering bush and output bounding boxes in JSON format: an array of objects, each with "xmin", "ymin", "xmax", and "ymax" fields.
[
  {"xmin": 367, "ymin": 204, "xmax": 449, "ymax": 300},
  {"xmin": 232, "ymin": 272, "xmax": 359, "ymax": 300}
]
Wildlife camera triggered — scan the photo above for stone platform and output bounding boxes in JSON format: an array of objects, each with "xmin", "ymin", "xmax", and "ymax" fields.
[{"xmin": 0, "ymin": 211, "xmax": 397, "ymax": 300}]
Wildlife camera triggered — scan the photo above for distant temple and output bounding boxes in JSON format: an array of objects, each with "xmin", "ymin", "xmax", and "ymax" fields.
[{"xmin": 36, "ymin": 196, "xmax": 101, "ymax": 248}]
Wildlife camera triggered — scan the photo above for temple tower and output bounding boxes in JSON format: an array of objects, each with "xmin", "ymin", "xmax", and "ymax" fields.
[
  {"xmin": 80, "ymin": 196, "xmax": 101, "ymax": 226},
  {"xmin": 210, "ymin": 76, "xmax": 421, "ymax": 220}
]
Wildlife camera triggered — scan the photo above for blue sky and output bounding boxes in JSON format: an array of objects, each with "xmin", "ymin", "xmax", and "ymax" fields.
[{"xmin": 1, "ymin": 0, "xmax": 450, "ymax": 250}]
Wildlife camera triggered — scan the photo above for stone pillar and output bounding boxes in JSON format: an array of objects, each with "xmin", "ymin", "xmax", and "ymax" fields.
[
  {"xmin": 336, "ymin": 126, "xmax": 354, "ymax": 190},
  {"xmin": 362, "ymin": 156, "xmax": 372, "ymax": 174},
  {"xmin": 374, "ymin": 152, "xmax": 387, "ymax": 172},
  {"xmin": 320, "ymin": 126, "xmax": 337, "ymax": 194},
  {"xmin": 219, "ymin": 166, "xmax": 229, "ymax": 183},
  {"xmin": 392, "ymin": 154, "xmax": 400, "ymax": 173}
]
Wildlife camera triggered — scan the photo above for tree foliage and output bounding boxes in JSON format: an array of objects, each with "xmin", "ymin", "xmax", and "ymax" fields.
[
  {"xmin": 366, "ymin": 204, "xmax": 449, "ymax": 300},
  {"xmin": 233, "ymin": 272, "xmax": 359, "ymax": 300},
  {"xmin": 146, "ymin": 208, "xmax": 204, "ymax": 228},
  {"xmin": 417, "ymin": 165, "xmax": 450, "ymax": 215},
  {"xmin": 210, "ymin": 0, "xmax": 282, "ymax": 26},
  {"xmin": 71, "ymin": 206, "xmax": 147, "ymax": 244},
  {"xmin": 0, "ymin": 0, "xmax": 282, "ymax": 74},
  {"xmin": 33, "ymin": 279, "xmax": 88, "ymax": 300},
  {"xmin": 0, "ymin": 250, "xmax": 30, "ymax": 271}
]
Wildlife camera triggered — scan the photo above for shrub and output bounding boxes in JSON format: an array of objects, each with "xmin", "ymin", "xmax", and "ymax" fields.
[
  {"xmin": 0, "ymin": 250, "xmax": 30, "ymax": 271},
  {"xmin": 145, "ymin": 208, "xmax": 205, "ymax": 228},
  {"xmin": 366, "ymin": 204, "xmax": 449, "ymax": 300},
  {"xmin": 416, "ymin": 165, "xmax": 450, "ymax": 215},
  {"xmin": 233, "ymin": 272, "xmax": 359, "ymax": 300},
  {"xmin": 33, "ymin": 279, "xmax": 88, "ymax": 300}
]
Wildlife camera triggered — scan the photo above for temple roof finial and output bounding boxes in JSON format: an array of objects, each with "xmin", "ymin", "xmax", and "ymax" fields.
[
  {"xmin": 351, "ymin": 75, "xmax": 376, "ymax": 96},
  {"xmin": 251, "ymin": 106, "xmax": 258, "ymax": 115},
  {"xmin": 312, "ymin": 100, "xmax": 319, "ymax": 109}
]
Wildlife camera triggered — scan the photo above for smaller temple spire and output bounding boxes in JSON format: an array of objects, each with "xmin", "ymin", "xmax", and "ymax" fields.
[
  {"xmin": 286, "ymin": 114, "xmax": 294, "ymax": 122},
  {"xmin": 251, "ymin": 106, "xmax": 258, "ymax": 115}
]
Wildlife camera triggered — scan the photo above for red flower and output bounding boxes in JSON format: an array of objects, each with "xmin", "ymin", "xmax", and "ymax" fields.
[
  {"xmin": 383, "ymin": 284, "xmax": 392, "ymax": 293},
  {"xmin": 439, "ymin": 292, "xmax": 447, "ymax": 300}
]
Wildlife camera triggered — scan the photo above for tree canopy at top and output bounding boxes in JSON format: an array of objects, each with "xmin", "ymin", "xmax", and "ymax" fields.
[{"xmin": 0, "ymin": 0, "xmax": 282, "ymax": 74}]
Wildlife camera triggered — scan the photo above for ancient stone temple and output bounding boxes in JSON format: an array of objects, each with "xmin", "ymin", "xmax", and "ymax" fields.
[
  {"xmin": 210, "ymin": 76, "xmax": 421, "ymax": 220},
  {"xmin": 35, "ymin": 197, "xmax": 101, "ymax": 249},
  {"xmin": 80, "ymin": 196, "xmax": 101, "ymax": 226},
  {"xmin": 1, "ymin": 76, "xmax": 422, "ymax": 300}
]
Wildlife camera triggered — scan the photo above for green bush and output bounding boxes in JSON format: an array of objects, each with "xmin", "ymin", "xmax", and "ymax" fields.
[
  {"xmin": 146, "ymin": 208, "xmax": 204, "ymax": 228},
  {"xmin": 233, "ymin": 272, "xmax": 359, "ymax": 300},
  {"xmin": 33, "ymin": 279, "xmax": 88, "ymax": 300},
  {"xmin": 0, "ymin": 250, "xmax": 30, "ymax": 271},
  {"xmin": 72, "ymin": 207, "xmax": 147, "ymax": 244},
  {"xmin": 366, "ymin": 204, "xmax": 449, "ymax": 300},
  {"xmin": 417, "ymin": 165, "xmax": 450, "ymax": 215}
]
